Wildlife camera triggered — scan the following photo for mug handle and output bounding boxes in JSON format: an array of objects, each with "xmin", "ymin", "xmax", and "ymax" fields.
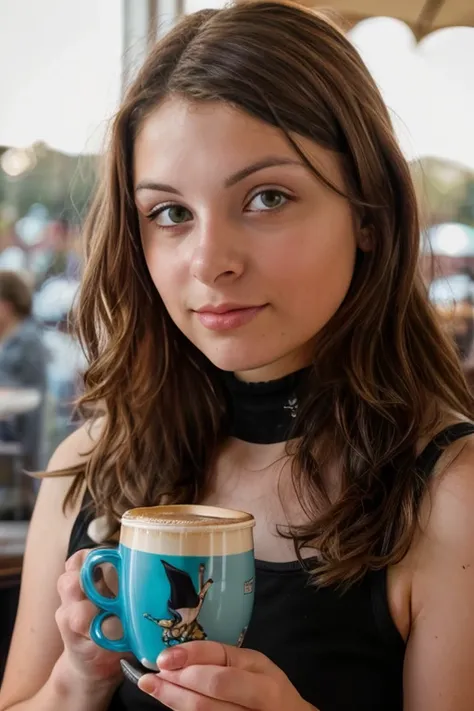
[{"xmin": 80, "ymin": 547, "xmax": 130, "ymax": 654}]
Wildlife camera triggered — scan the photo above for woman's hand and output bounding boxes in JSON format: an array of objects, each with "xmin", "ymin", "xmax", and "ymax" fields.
[
  {"xmin": 54, "ymin": 549, "xmax": 128, "ymax": 687},
  {"xmin": 138, "ymin": 641, "xmax": 318, "ymax": 711}
]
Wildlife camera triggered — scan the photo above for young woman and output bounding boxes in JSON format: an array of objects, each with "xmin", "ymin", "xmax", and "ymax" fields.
[{"xmin": 1, "ymin": 2, "xmax": 474, "ymax": 710}]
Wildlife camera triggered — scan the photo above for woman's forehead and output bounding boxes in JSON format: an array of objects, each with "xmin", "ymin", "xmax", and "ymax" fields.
[{"xmin": 133, "ymin": 97, "xmax": 343, "ymax": 191}]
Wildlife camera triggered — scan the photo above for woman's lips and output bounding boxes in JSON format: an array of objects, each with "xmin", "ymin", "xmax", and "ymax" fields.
[{"xmin": 194, "ymin": 305, "xmax": 267, "ymax": 331}]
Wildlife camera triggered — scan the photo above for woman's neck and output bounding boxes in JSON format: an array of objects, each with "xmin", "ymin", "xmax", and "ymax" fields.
[{"xmin": 219, "ymin": 366, "xmax": 312, "ymax": 445}]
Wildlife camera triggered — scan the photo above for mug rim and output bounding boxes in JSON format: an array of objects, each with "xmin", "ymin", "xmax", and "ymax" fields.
[{"xmin": 121, "ymin": 504, "xmax": 255, "ymax": 532}]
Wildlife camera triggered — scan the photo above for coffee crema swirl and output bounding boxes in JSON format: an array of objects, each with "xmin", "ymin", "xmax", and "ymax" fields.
[{"xmin": 122, "ymin": 504, "xmax": 254, "ymax": 530}]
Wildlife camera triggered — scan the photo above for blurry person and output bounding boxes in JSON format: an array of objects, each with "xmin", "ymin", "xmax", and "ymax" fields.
[
  {"xmin": 0, "ymin": 270, "xmax": 48, "ymax": 469},
  {"xmin": 453, "ymin": 268, "xmax": 474, "ymax": 361}
]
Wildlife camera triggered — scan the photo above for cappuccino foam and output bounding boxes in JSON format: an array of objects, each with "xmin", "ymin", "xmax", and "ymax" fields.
[
  {"xmin": 122, "ymin": 505, "xmax": 254, "ymax": 530},
  {"xmin": 127, "ymin": 512, "xmax": 230, "ymax": 525},
  {"xmin": 120, "ymin": 504, "xmax": 255, "ymax": 556}
]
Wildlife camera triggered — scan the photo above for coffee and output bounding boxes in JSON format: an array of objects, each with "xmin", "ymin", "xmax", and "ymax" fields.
[
  {"xmin": 124, "ymin": 505, "xmax": 251, "ymax": 525},
  {"xmin": 81, "ymin": 504, "xmax": 255, "ymax": 669}
]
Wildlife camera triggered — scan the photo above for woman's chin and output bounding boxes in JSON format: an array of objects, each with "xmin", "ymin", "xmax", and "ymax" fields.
[
  {"xmin": 203, "ymin": 348, "xmax": 273, "ymax": 376},
  {"xmin": 200, "ymin": 340, "xmax": 315, "ymax": 381},
  {"xmin": 203, "ymin": 348, "xmax": 295, "ymax": 382}
]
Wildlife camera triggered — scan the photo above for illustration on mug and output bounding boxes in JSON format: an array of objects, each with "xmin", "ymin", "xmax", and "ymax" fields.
[{"xmin": 144, "ymin": 560, "xmax": 213, "ymax": 646}]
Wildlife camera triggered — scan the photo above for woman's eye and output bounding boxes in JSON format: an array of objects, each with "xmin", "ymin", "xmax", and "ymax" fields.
[
  {"xmin": 148, "ymin": 205, "xmax": 192, "ymax": 227},
  {"xmin": 246, "ymin": 190, "xmax": 290, "ymax": 212}
]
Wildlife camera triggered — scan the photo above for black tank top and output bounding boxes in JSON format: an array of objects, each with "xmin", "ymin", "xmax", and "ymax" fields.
[{"xmin": 67, "ymin": 422, "xmax": 474, "ymax": 711}]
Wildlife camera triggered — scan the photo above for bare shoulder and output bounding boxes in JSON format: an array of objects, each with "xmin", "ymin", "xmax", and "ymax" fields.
[
  {"xmin": 423, "ymin": 433, "xmax": 474, "ymax": 538},
  {"xmin": 45, "ymin": 416, "xmax": 105, "ymax": 474},
  {"xmin": 30, "ymin": 417, "xmax": 107, "ymax": 545},
  {"xmin": 28, "ymin": 417, "xmax": 105, "ymax": 522},
  {"xmin": 409, "ymin": 433, "xmax": 474, "ymax": 609}
]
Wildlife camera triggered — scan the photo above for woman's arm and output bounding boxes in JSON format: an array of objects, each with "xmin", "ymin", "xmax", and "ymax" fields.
[
  {"xmin": 0, "ymin": 423, "xmax": 117, "ymax": 711},
  {"xmin": 403, "ymin": 439, "xmax": 474, "ymax": 710},
  {"xmin": 1, "ymin": 654, "xmax": 117, "ymax": 711}
]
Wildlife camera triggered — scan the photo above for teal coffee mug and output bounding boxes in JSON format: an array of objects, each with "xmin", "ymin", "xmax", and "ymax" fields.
[{"xmin": 80, "ymin": 504, "xmax": 255, "ymax": 669}]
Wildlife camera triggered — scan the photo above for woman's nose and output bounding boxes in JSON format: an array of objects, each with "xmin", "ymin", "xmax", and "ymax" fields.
[{"xmin": 190, "ymin": 219, "xmax": 245, "ymax": 286}]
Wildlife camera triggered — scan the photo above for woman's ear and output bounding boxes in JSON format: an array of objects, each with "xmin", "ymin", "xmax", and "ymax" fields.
[{"xmin": 357, "ymin": 222, "xmax": 373, "ymax": 253}]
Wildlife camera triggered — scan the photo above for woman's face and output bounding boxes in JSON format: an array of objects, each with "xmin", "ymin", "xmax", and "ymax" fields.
[{"xmin": 134, "ymin": 97, "xmax": 360, "ymax": 382}]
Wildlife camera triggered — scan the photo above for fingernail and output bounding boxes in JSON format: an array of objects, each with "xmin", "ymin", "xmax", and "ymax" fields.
[
  {"xmin": 138, "ymin": 674, "xmax": 159, "ymax": 695},
  {"xmin": 158, "ymin": 647, "xmax": 187, "ymax": 670}
]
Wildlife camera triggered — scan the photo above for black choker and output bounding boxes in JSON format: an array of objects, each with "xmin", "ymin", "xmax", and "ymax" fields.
[{"xmin": 219, "ymin": 367, "xmax": 311, "ymax": 444}]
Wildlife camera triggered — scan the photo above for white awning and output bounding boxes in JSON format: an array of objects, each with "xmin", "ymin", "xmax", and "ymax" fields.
[{"xmin": 349, "ymin": 18, "xmax": 474, "ymax": 171}]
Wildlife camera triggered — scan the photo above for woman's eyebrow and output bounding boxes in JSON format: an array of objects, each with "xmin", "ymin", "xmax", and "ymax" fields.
[{"xmin": 135, "ymin": 156, "xmax": 303, "ymax": 196}]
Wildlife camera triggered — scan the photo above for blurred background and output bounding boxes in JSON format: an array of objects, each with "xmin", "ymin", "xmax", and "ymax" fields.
[
  {"xmin": 0, "ymin": 0, "xmax": 473, "ymax": 672},
  {"xmin": 0, "ymin": 0, "xmax": 473, "ymax": 493}
]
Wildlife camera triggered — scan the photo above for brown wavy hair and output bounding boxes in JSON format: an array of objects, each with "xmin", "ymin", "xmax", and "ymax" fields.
[{"xmin": 62, "ymin": 0, "xmax": 473, "ymax": 586}]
